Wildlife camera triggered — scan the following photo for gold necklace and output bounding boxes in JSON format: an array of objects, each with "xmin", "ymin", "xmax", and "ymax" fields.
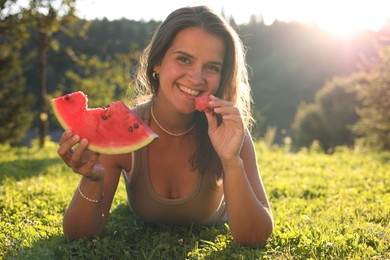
[{"xmin": 150, "ymin": 103, "xmax": 195, "ymax": 137}]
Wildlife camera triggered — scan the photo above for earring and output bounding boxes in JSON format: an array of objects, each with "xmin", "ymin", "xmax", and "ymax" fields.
[{"xmin": 152, "ymin": 71, "xmax": 159, "ymax": 80}]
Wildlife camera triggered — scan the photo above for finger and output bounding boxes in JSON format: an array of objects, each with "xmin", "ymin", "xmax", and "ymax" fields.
[
  {"xmin": 69, "ymin": 138, "xmax": 89, "ymax": 167},
  {"xmin": 57, "ymin": 134, "xmax": 80, "ymax": 159},
  {"xmin": 213, "ymin": 106, "xmax": 240, "ymax": 116},
  {"xmin": 209, "ymin": 95, "xmax": 219, "ymax": 101},
  {"xmin": 221, "ymin": 114, "xmax": 244, "ymax": 127},
  {"xmin": 221, "ymin": 114, "xmax": 242, "ymax": 120},
  {"xmin": 59, "ymin": 129, "xmax": 73, "ymax": 146},
  {"xmin": 209, "ymin": 95, "xmax": 234, "ymax": 108},
  {"xmin": 205, "ymin": 109, "xmax": 219, "ymax": 132}
]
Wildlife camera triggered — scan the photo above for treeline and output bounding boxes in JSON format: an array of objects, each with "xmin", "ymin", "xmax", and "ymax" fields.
[
  {"xmin": 1, "ymin": 1, "xmax": 389, "ymax": 151},
  {"xmin": 22, "ymin": 18, "xmax": 160, "ymax": 95},
  {"xmin": 24, "ymin": 19, "xmax": 381, "ymax": 130}
]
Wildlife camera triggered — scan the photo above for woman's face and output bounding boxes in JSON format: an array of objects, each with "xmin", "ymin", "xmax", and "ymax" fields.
[{"xmin": 154, "ymin": 27, "xmax": 225, "ymax": 114}]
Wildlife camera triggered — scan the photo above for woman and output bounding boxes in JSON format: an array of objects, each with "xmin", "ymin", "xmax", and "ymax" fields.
[{"xmin": 58, "ymin": 5, "xmax": 273, "ymax": 245}]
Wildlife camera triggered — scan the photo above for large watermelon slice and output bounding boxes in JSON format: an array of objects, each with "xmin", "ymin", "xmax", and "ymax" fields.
[{"xmin": 51, "ymin": 91, "xmax": 158, "ymax": 155}]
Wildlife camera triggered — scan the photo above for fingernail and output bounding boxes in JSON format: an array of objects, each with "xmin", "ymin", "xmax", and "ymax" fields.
[
  {"xmin": 80, "ymin": 138, "xmax": 88, "ymax": 145},
  {"xmin": 65, "ymin": 129, "xmax": 72, "ymax": 136},
  {"xmin": 72, "ymin": 135, "xmax": 80, "ymax": 141}
]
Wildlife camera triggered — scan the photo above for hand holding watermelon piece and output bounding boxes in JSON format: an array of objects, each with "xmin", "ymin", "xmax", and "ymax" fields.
[
  {"xmin": 195, "ymin": 95, "xmax": 212, "ymax": 113},
  {"xmin": 51, "ymin": 91, "xmax": 158, "ymax": 155}
]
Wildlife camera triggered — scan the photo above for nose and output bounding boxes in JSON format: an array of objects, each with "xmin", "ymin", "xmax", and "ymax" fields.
[{"xmin": 188, "ymin": 67, "xmax": 205, "ymax": 85}]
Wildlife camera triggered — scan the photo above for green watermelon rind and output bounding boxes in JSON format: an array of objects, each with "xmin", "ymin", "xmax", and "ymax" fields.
[
  {"xmin": 51, "ymin": 101, "xmax": 71, "ymax": 132},
  {"xmin": 88, "ymin": 135, "xmax": 157, "ymax": 155},
  {"xmin": 50, "ymin": 93, "xmax": 158, "ymax": 155}
]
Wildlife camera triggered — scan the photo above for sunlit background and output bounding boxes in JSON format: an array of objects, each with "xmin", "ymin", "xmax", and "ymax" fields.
[
  {"xmin": 2, "ymin": 0, "xmax": 389, "ymax": 151},
  {"xmin": 76, "ymin": 0, "xmax": 390, "ymax": 36}
]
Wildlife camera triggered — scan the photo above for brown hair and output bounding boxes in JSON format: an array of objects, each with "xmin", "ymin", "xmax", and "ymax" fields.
[{"xmin": 133, "ymin": 6, "xmax": 253, "ymax": 177}]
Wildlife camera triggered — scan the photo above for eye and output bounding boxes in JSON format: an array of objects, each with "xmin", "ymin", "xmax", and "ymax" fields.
[
  {"xmin": 207, "ymin": 64, "xmax": 221, "ymax": 73},
  {"xmin": 177, "ymin": 56, "xmax": 190, "ymax": 63}
]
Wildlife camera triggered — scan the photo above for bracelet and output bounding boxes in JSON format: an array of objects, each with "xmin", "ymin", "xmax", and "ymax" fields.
[{"xmin": 77, "ymin": 182, "xmax": 103, "ymax": 203}]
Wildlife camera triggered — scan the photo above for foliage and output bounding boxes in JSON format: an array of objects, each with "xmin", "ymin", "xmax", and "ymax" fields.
[
  {"xmin": 4, "ymin": 5, "xmax": 387, "ymax": 145},
  {"xmin": 315, "ymin": 76, "xmax": 361, "ymax": 148},
  {"xmin": 1, "ymin": 141, "xmax": 389, "ymax": 259},
  {"xmin": 292, "ymin": 76, "xmax": 361, "ymax": 151},
  {"xmin": 57, "ymin": 52, "xmax": 137, "ymax": 106},
  {"xmin": 241, "ymin": 20, "xmax": 378, "ymax": 138},
  {"xmin": 0, "ymin": 51, "xmax": 34, "ymax": 144},
  {"xmin": 23, "ymin": 18, "xmax": 158, "ymax": 96},
  {"xmin": 0, "ymin": 1, "xmax": 35, "ymax": 144},
  {"xmin": 291, "ymin": 102, "xmax": 325, "ymax": 149},
  {"xmin": 26, "ymin": 0, "xmax": 79, "ymax": 147},
  {"xmin": 13, "ymin": 16, "xmax": 380, "ymax": 141},
  {"xmin": 352, "ymin": 44, "xmax": 390, "ymax": 151}
]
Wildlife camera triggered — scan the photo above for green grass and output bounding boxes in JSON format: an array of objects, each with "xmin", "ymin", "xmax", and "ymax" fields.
[{"xmin": 1, "ymin": 140, "xmax": 389, "ymax": 259}]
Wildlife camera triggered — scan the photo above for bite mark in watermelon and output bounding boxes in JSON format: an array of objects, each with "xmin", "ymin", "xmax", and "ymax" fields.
[
  {"xmin": 51, "ymin": 91, "xmax": 158, "ymax": 155},
  {"xmin": 194, "ymin": 95, "xmax": 212, "ymax": 113}
]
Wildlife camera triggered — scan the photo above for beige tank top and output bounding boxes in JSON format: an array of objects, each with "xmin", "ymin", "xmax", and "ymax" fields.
[{"xmin": 122, "ymin": 100, "xmax": 226, "ymax": 225}]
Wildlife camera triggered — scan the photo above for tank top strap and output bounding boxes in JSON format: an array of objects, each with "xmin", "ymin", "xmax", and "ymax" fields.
[
  {"xmin": 122, "ymin": 100, "xmax": 153, "ymax": 188},
  {"xmin": 131, "ymin": 99, "xmax": 153, "ymax": 123}
]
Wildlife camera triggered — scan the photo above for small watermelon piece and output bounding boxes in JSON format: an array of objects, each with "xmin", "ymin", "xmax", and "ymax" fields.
[
  {"xmin": 51, "ymin": 91, "xmax": 158, "ymax": 155},
  {"xmin": 194, "ymin": 95, "xmax": 212, "ymax": 112}
]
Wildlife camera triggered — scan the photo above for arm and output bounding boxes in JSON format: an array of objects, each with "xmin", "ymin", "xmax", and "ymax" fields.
[
  {"xmin": 58, "ymin": 130, "xmax": 122, "ymax": 239},
  {"xmin": 206, "ymin": 96, "xmax": 274, "ymax": 245},
  {"xmin": 222, "ymin": 133, "xmax": 274, "ymax": 245}
]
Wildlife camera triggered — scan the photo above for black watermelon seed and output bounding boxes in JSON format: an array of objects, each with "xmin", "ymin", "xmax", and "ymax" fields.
[
  {"xmin": 129, "ymin": 126, "xmax": 133, "ymax": 132},
  {"xmin": 102, "ymin": 115, "xmax": 108, "ymax": 120},
  {"xmin": 134, "ymin": 123, "xmax": 139, "ymax": 129}
]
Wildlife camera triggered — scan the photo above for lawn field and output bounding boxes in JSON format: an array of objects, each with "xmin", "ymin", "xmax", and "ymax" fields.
[{"xmin": 1, "ymin": 140, "xmax": 389, "ymax": 259}]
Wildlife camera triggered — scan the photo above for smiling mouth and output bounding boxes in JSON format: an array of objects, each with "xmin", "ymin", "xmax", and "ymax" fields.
[{"xmin": 178, "ymin": 85, "xmax": 200, "ymax": 96}]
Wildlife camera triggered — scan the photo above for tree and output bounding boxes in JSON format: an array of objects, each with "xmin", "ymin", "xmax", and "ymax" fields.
[
  {"xmin": 0, "ymin": 0, "xmax": 35, "ymax": 144},
  {"xmin": 292, "ymin": 76, "xmax": 361, "ymax": 151},
  {"xmin": 352, "ymin": 44, "xmax": 390, "ymax": 151},
  {"xmin": 26, "ymin": 0, "xmax": 78, "ymax": 148},
  {"xmin": 55, "ymin": 50, "xmax": 138, "ymax": 114},
  {"xmin": 240, "ymin": 20, "xmax": 377, "ymax": 140},
  {"xmin": 0, "ymin": 49, "xmax": 35, "ymax": 144},
  {"xmin": 315, "ymin": 76, "xmax": 361, "ymax": 149},
  {"xmin": 292, "ymin": 102, "xmax": 326, "ymax": 149}
]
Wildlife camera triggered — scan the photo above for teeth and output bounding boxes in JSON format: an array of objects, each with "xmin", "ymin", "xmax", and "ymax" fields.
[{"xmin": 179, "ymin": 85, "xmax": 200, "ymax": 96}]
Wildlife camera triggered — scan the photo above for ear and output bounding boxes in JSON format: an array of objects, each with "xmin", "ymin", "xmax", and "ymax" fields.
[{"xmin": 153, "ymin": 64, "xmax": 161, "ymax": 74}]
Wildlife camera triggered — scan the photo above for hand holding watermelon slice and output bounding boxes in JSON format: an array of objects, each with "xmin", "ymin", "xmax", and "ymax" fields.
[{"xmin": 51, "ymin": 91, "xmax": 158, "ymax": 155}]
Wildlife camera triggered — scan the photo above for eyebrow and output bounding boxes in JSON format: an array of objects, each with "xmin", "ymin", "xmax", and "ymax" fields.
[{"xmin": 173, "ymin": 50, "xmax": 224, "ymax": 66}]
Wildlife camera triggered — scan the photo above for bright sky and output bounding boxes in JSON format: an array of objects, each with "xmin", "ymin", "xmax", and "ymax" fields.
[{"xmin": 76, "ymin": 0, "xmax": 390, "ymax": 36}]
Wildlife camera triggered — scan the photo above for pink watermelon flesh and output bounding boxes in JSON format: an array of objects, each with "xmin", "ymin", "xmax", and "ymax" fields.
[
  {"xmin": 195, "ymin": 95, "xmax": 212, "ymax": 113},
  {"xmin": 51, "ymin": 91, "xmax": 158, "ymax": 155}
]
